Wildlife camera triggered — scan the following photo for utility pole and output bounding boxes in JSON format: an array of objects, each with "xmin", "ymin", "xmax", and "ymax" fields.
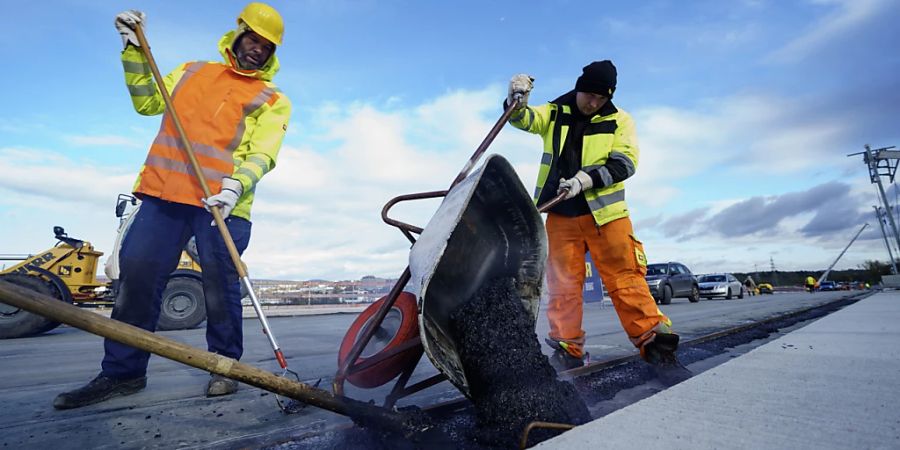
[
  {"xmin": 817, "ymin": 223, "xmax": 869, "ymax": 284},
  {"xmin": 874, "ymin": 206, "xmax": 899, "ymax": 274},
  {"xmin": 849, "ymin": 145, "xmax": 900, "ymax": 257},
  {"xmin": 769, "ymin": 256, "xmax": 778, "ymax": 285}
]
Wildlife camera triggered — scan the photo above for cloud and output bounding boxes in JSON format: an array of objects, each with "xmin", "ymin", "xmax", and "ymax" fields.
[
  {"xmin": 0, "ymin": 147, "xmax": 135, "ymax": 206},
  {"xmin": 648, "ymin": 181, "xmax": 871, "ymax": 242},
  {"xmin": 768, "ymin": 0, "xmax": 891, "ymax": 62}
]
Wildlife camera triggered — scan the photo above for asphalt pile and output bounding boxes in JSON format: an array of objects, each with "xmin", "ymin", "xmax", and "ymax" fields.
[{"xmin": 449, "ymin": 277, "xmax": 590, "ymax": 447}]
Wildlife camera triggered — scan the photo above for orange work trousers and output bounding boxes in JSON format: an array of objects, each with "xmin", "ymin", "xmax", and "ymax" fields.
[{"xmin": 546, "ymin": 214, "xmax": 669, "ymax": 358}]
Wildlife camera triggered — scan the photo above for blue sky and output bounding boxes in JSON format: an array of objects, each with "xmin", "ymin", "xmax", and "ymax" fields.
[{"xmin": 2, "ymin": 0, "xmax": 899, "ymax": 281}]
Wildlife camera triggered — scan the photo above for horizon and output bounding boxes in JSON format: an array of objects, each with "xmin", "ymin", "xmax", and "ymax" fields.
[{"xmin": 2, "ymin": 0, "xmax": 899, "ymax": 280}]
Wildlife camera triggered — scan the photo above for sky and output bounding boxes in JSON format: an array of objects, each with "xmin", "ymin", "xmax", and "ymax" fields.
[{"xmin": 1, "ymin": 0, "xmax": 899, "ymax": 281}]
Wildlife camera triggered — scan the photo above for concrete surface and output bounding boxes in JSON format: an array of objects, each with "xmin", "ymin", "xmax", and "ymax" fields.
[{"xmin": 538, "ymin": 290, "xmax": 900, "ymax": 450}]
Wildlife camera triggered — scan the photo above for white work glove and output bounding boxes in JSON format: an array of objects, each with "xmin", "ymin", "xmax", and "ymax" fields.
[
  {"xmin": 507, "ymin": 74, "xmax": 534, "ymax": 109},
  {"xmin": 202, "ymin": 177, "xmax": 243, "ymax": 225},
  {"xmin": 114, "ymin": 10, "xmax": 145, "ymax": 49},
  {"xmin": 557, "ymin": 171, "xmax": 593, "ymax": 200}
]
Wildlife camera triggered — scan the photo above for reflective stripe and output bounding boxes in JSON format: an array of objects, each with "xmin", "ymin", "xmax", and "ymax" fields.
[
  {"xmin": 246, "ymin": 155, "xmax": 272, "ymax": 174},
  {"xmin": 171, "ymin": 62, "xmax": 205, "ymax": 99},
  {"xmin": 225, "ymin": 88, "xmax": 276, "ymax": 154},
  {"xmin": 597, "ymin": 166, "xmax": 613, "ymax": 187},
  {"xmin": 609, "ymin": 151, "xmax": 635, "ymax": 178},
  {"xmin": 122, "ymin": 60, "xmax": 150, "ymax": 74},
  {"xmin": 152, "ymin": 135, "xmax": 234, "ymax": 163},
  {"xmin": 583, "ymin": 164, "xmax": 613, "ymax": 188},
  {"xmin": 540, "ymin": 152, "xmax": 553, "ymax": 166},
  {"xmin": 128, "ymin": 84, "xmax": 156, "ymax": 96},
  {"xmin": 145, "ymin": 155, "xmax": 231, "ymax": 180},
  {"xmin": 533, "ymin": 186, "xmax": 542, "ymax": 200},
  {"xmin": 586, "ymin": 189, "xmax": 626, "ymax": 210},
  {"xmin": 234, "ymin": 167, "xmax": 260, "ymax": 184}
]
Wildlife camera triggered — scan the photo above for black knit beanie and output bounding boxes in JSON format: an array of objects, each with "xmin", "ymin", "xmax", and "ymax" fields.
[{"xmin": 575, "ymin": 60, "xmax": 617, "ymax": 98}]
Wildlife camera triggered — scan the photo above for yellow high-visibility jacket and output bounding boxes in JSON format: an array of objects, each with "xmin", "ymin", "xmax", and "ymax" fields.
[
  {"xmin": 120, "ymin": 30, "xmax": 291, "ymax": 220},
  {"xmin": 510, "ymin": 95, "xmax": 639, "ymax": 227}
]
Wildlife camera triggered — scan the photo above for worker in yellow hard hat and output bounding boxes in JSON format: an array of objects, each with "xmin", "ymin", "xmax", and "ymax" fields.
[{"xmin": 54, "ymin": 3, "xmax": 292, "ymax": 410}]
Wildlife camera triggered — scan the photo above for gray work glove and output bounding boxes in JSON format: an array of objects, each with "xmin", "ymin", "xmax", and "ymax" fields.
[
  {"xmin": 202, "ymin": 177, "xmax": 243, "ymax": 225},
  {"xmin": 558, "ymin": 171, "xmax": 593, "ymax": 200},
  {"xmin": 115, "ymin": 10, "xmax": 145, "ymax": 49},
  {"xmin": 507, "ymin": 73, "xmax": 534, "ymax": 109}
]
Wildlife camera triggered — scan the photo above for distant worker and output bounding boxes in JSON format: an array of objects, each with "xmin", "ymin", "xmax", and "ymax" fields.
[
  {"xmin": 505, "ymin": 61, "xmax": 688, "ymax": 378},
  {"xmin": 805, "ymin": 276, "xmax": 816, "ymax": 293},
  {"xmin": 54, "ymin": 3, "xmax": 291, "ymax": 409},
  {"xmin": 744, "ymin": 276, "xmax": 757, "ymax": 296}
]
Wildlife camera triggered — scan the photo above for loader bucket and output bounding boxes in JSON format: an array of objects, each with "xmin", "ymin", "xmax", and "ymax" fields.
[{"xmin": 407, "ymin": 154, "xmax": 547, "ymax": 397}]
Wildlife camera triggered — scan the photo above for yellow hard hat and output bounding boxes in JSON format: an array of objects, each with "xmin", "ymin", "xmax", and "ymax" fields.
[{"xmin": 237, "ymin": 2, "xmax": 284, "ymax": 46}]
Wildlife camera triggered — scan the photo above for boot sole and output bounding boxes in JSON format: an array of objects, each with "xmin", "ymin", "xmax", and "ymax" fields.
[{"xmin": 53, "ymin": 379, "xmax": 146, "ymax": 410}]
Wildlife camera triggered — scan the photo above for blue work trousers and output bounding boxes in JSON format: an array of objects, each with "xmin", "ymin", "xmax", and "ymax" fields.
[{"xmin": 101, "ymin": 197, "xmax": 251, "ymax": 379}]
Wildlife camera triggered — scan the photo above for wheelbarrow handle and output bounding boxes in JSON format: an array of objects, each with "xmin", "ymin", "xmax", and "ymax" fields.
[
  {"xmin": 449, "ymin": 98, "xmax": 521, "ymax": 189},
  {"xmin": 537, "ymin": 191, "xmax": 568, "ymax": 213},
  {"xmin": 381, "ymin": 190, "xmax": 448, "ymax": 244}
]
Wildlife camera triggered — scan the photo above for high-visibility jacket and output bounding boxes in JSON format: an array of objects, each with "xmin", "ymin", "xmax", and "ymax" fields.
[
  {"xmin": 806, "ymin": 276, "xmax": 816, "ymax": 285},
  {"xmin": 120, "ymin": 30, "xmax": 291, "ymax": 220},
  {"xmin": 510, "ymin": 97, "xmax": 639, "ymax": 227}
]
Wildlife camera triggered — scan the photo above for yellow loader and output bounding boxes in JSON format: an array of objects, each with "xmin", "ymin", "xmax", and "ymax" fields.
[{"xmin": 0, "ymin": 195, "xmax": 205, "ymax": 339}]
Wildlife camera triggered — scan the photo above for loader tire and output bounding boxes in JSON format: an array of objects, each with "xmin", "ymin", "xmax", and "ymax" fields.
[
  {"xmin": 338, "ymin": 292, "xmax": 422, "ymax": 389},
  {"xmin": 0, "ymin": 273, "xmax": 69, "ymax": 339},
  {"xmin": 157, "ymin": 277, "xmax": 206, "ymax": 331}
]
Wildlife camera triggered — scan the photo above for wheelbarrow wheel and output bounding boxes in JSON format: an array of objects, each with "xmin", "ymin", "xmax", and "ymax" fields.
[{"xmin": 338, "ymin": 292, "xmax": 423, "ymax": 389}]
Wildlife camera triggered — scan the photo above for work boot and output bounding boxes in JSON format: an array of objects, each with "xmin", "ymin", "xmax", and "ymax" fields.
[
  {"xmin": 53, "ymin": 374, "xmax": 147, "ymax": 410},
  {"xmin": 641, "ymin": 332, "xmax": 692, "ymax": 386},
  {"xmin": 545, "ymin": 338, "xmax": 589, "ymax": 371},
  {"xmin": 206, "ymin": 374, "xmax": 238, "ymax": 397}
]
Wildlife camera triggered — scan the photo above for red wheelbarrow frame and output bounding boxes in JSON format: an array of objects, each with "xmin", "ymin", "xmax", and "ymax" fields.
[{"xmin": 332, "ymin": 99, "xmax": 566, "ymax": 407}]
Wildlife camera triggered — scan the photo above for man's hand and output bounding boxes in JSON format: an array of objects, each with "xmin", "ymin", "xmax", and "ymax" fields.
[
  {"xmin": 202, "ymin": 178, "xmax": 243, "ymax": 225},
  {"xmin": 508, "ymin": 74, "xmax": 534, "ymax": 110},
  {"xmin": 557, "ymin": 171, "xmax": 593, "ymax": 200},
  {"xmin": 115, "ymin": 10, "xmax": 145, "ymax": 49}
]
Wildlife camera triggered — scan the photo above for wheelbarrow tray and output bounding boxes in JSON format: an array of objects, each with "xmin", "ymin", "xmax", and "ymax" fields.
[{"xmin": 407, "ymin": 154, "xmax": 547, "ymax": 397}]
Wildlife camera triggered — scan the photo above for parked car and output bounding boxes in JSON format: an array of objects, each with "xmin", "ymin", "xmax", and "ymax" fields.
[
  {"xmin": 819, "ymin": 281, "xmax": 838, "ymax": 291},
  {"xmin": 758, "ymin": 282, "xmax": 774, "ymax": 294},
  {"xmin": 645, "ymin": 262, "xmax": 700, "ymax": 305},
  {"xmin": 697, "ymin": 273, "xmax": 744, "ymax": 299}
]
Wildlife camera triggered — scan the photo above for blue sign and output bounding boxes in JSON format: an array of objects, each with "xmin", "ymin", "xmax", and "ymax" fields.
[{"xmin": 583, "ymin": 251, "xmax": 604, "ymax": 303}]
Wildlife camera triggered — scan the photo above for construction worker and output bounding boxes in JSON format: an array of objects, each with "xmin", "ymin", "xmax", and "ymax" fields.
[
  {"xmin": 53, "ymin": 3, "xmax": 290, "ymax": 409},
  {"xmin": 805, "ymin": 276, "xmax": 816, "ymax": 293},
  {"xmin": 505, "ymin": 61, "xmax": 688, "ymax": 378},
  {"xmin": 744, "ymin": 276, "xmax": 757, "ymax": 296}
]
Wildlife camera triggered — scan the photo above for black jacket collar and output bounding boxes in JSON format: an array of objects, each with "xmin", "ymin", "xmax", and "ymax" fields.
[{"xmin": 550, "ymin": 89, "xmax": 618, "ymax": 118}]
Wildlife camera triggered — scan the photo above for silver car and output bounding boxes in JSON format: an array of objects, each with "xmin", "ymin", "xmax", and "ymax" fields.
[{"xmin": 698, "ymin": 273, "xmax": 744, "ymax": 299}]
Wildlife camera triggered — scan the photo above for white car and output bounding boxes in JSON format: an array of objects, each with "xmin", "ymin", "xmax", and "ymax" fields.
[{"xmin": 697, "ymin": 273, "xmax": 744, "ymax": 299}]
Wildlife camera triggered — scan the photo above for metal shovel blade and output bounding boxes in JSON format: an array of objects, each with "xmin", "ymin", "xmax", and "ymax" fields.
[{"xmin": 407, "ymin": 154, "xmax": 547, "ymax": 398}]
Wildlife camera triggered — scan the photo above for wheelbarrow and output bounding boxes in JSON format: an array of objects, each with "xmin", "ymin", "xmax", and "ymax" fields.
[{"xmin": 335, "ymin": 100, "xmax": 567, "ymax": 405}]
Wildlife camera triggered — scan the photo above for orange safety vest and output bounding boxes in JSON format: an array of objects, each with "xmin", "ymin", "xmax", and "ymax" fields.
[{"xmin": 135, "ymin": 62, "xmax": 280, "ymax": 207}]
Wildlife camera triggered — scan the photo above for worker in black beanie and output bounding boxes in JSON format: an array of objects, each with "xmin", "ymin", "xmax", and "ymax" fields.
[
  {"xmin": 575, "ymin": 60, "xmax": 617, "ymax": 99},
  {"xmin": 502, "ymin": 61, "xmax": 691, "ymax": 385}
]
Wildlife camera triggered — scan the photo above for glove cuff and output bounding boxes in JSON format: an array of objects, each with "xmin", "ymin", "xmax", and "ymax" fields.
[
  {"xmin": 221, "ymin": 177, "xmax": 244, "ymax": 197},
  {"xmin": 574, "ymin": 170, "xmax": 593, "ymax": 190}
]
